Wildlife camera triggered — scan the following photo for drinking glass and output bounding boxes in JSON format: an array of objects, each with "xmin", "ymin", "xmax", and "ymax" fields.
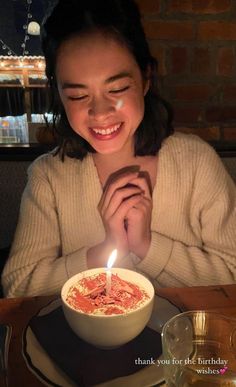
[
  {"xmin": 0, "ymin": 325, "xmax": 11, "ymax": 387},
  {"xmin": 161, "ymin": 311, "xmax": 236, "ymax": 386}
]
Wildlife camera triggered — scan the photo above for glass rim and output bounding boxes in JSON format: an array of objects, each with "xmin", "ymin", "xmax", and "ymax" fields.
[
  {"xmin": 161, "ymin": 310, "xmax": 236, "ymax": 367},
  {"xmin": 161, "ymin": 309, "xmax": 236, "ymax": 337}
]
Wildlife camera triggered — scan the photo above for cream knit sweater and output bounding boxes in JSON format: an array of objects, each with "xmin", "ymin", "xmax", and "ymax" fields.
[{"xmin": 2, "ymin": 133, "xmax": 236, "ymax": 297}]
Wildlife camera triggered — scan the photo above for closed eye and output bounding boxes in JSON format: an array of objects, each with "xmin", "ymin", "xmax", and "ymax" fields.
[
  {"xmin": 68, "ymin": 95, "xmax": 88, "ymax": 101},
  {"xmin": 109, "ymin": 86, "xmax": 130, "ymax": 94}
]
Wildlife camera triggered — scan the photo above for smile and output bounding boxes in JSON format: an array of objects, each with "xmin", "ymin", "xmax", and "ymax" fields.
[{"xmin": 90, "ymin": 123, "xmax": 121, "ymax": 135}]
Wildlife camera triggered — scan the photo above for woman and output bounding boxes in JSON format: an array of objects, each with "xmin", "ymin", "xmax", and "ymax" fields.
[{"xmin": 2, "ymin": 0, "xmax": 236, "ymax": 296}]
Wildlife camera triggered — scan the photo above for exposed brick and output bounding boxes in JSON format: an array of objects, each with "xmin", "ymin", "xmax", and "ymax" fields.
[
  {"xmin": 167, "ymin": 0, "xmax": 231, "ymax": 14},
  {"xmin": 171, "ymin": 84, "xmax": 213, "ymax": 101},
  {"xmin": 173, "ymin": 106, "xmax": 202, "ymax": 123},
  {"xmin": 136, "ymin": 0, "xmax": 160, "ymax": 14},
  {"xmin": 198, "ymin": 22, "xmax": 236, "ymax": 40},
  {"xmin": 217, "ymin": 47, "xmax": 235, "ymax": 76},
  {"xmin": 143, "ymin": 21, "xmax": 194, "ymax": 40},
  {"xmin": 176, "ymin": 126, "xmax": 220, "ymax": 141},
  {"xmin": 135, "ymin": 2, "xmax": 236, "ymax": 146},
  {"xmin": 223, "ymin": 127, "xmax": 236, "ymax": 140},
  {"xmin": 223, "ymin": 84, "xmax": 236, "ymax": 100},
  {"xmin": 191, "ymin": 47, "xmax": 211, "ymax": 75},
  {"xmin": 206, "ymin": 106, "xmax": 236, "ymax": 122},
  {"xmin": 149, "ymin": 43, "xmax": 167, "ymax": 75},
  {"xmin": 171, "ymin": 47, "xmax": 188, "ymax": 74}
]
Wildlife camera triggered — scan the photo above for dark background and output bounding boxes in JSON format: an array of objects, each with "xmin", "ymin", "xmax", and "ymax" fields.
[
  {"xmin": 0, "ymin": 0, "xmax": 54, "ymax": 56},
  {"xmin": 0, "ymin": 0, "xmax": 236, "ymax": 144}
]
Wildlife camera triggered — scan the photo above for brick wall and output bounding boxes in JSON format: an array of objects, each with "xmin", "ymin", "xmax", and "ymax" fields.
[{"xmin": 137, "ymin": 0, "xmax": 236, "ymax": 143}]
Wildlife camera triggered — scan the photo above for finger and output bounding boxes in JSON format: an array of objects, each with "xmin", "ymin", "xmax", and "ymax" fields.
[
  {"xmin": 101, "ymin": 186, "xmax": 144, "ymax": 219},
  {"xmin": 111, "ymin": 193, "xmax": 144, "ymax": 222},
  {"xmin": 98, "ymin": 172, "xmax": 139, "ymax": 210},
  {"xmin": 128, "ymin": 177, "xmax": 152, "ymax": 198},
  {"xmin": 102, "ymin": 195, "xmax": 143, "ymax": 241},
  {"xmin": 128, "ymin": 196, "xmax": 152, "ymax": 215}
]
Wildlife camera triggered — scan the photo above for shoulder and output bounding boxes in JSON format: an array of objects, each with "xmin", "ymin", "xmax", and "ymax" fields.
[
  {"xmin": 161, "ymin": 132, "xmax": 214, "ymax": 157},
  {"xmin": 161, "ymin": 132, "xmax": 234, "ymax": 194},
  {"xmin": 28, "ymin": 150, "xmax": 85, "ymax": 182},
  {"xmin": 160, "ymin": 132, "xmax": 221, "ymax": 167}
]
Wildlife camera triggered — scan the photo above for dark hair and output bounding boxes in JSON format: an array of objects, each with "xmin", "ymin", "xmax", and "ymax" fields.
[{"xmin": 41, "ymin": 0, "xmax": 174, "ymax": 160}]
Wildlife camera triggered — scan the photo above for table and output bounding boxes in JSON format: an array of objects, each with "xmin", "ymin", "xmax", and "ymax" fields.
[{"xmin": 0, "ymin": 284, "xmax": 236, "ymax": 387}]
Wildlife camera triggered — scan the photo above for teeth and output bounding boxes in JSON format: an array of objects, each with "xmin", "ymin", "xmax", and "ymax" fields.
[{"xmin": 92, "ymin": 124, "xmax": 120, "ymax": 135}]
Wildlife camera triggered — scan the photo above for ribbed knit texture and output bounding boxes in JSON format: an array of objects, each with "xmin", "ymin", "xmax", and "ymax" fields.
[{"xmin": 2, "ymin": 133, "xmax": 236, "ymax": 297}]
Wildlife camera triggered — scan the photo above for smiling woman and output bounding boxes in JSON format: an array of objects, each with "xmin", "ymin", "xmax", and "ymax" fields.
[
  {"xmin": 56, "ymin": 32, "xmax": 148, "ymax": 156},
  {"xmin": 41, "ymin": 0, "xmax": 173, "ymax": 161},
  {"xmin": 1, "ymin": 0, "xmax": 236, "ymax": 298}
]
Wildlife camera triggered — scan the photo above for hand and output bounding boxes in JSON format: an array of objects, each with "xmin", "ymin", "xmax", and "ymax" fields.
[
  {"xmin": 98, "ymin": 171, "xmax": 143, "ymax": 258},
  {"xmin": 125, "ymin": 175, "xmax": 152, "ymax": 259}
]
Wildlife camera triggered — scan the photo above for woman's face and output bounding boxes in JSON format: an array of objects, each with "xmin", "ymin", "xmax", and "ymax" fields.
[{"xmin": 56, "ymin": 32, "xmax": 149, "ymax": 155}]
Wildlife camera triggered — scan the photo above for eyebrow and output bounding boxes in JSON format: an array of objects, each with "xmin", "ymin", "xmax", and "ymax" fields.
[{"xmin": 61, "ymin": 71, "xmax": 132, "ymax": 90}]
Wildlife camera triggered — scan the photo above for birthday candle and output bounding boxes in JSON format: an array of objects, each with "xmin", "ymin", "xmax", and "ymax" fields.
[{"xmin": 106, "ymin": 249, "xmax": 117, "ymax": 295}]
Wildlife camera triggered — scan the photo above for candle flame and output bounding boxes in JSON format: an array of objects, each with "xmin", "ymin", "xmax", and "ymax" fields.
[{"xmin": 107, "ymin": 249, "xmax": 117, "ymax": 269}]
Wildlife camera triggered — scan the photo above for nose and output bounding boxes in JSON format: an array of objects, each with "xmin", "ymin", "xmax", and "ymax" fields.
[{"xmin": 88, "ymin": 96, "xmax": 115, "ymax": 119}]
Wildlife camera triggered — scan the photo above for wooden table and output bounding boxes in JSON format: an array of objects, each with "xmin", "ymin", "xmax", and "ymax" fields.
[{"xmin": 0, "ymin": 284, "xmax": 236, "ymax": 387}]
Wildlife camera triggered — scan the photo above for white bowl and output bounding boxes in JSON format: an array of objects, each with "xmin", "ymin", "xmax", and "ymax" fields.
[{"xmin": 61, "ymin": 268, "xmax": 154, "ymax": 348}]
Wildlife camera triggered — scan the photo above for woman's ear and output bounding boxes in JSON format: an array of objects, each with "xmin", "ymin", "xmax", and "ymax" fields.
[
  {"xmin": 143, "ymin": 65, "xmax": 151, "ymax": 96},
  {"xmin": 143, "ymin": 78, "xmax": 150, "ymax": 96}
]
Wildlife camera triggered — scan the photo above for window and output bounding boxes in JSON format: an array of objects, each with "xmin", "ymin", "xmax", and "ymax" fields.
[{"xmin": 0, "ymin": 57, "xmax": 49, "ymax": 144}]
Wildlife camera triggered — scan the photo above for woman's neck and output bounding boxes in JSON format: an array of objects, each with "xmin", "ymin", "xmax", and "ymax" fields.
[{"xmin": 92, "ymin": 150, "xmax": 158, "ymax": 190}]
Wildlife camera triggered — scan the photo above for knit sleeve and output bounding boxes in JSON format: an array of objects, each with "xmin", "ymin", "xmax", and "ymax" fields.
[
  {"xmin": 136, "ymin": 143, "xmax": 236, "ymax": 287},
  {"xmin": 1, "ymin": 158, "xmax": 88, "ymax": 297}
]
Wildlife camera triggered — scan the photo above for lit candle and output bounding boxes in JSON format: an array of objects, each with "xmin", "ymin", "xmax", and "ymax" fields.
[{"xmin": 106, "ymin": 249, "xmax": 117, "ymax": 295}]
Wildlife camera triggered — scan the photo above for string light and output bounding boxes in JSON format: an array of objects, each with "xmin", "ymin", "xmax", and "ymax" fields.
[
  {"xmin": 0, "ymin": 39, "xmax": 17, "ymax": 57},
  {"xmin": 0, "ymin": 55, "xmax": 44, "ymax": 69},
  {"xmin": 28, "ymin": 21, "xmax": 40, "ymax": 36},
  {"xmin": 0, "ymin": 0, "xmax": 40, "ymax": 57},
  {"xmin": 21, "ymin": 0, "xmax": 33, "ymax": 56}
]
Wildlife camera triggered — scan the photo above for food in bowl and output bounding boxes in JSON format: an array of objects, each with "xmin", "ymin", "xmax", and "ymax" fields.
[
  {"xmin": 66, "ymin": 272, "xmax": 150, "ymax": 315},
  {"xmin": 61, "ymin": 268, "xmax": 154, "ymax": 348}
]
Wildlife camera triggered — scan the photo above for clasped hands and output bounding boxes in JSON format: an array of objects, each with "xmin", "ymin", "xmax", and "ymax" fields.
[{"xmin": 98, "ymin": 166, "xmax": 153, "ymax": 261}]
